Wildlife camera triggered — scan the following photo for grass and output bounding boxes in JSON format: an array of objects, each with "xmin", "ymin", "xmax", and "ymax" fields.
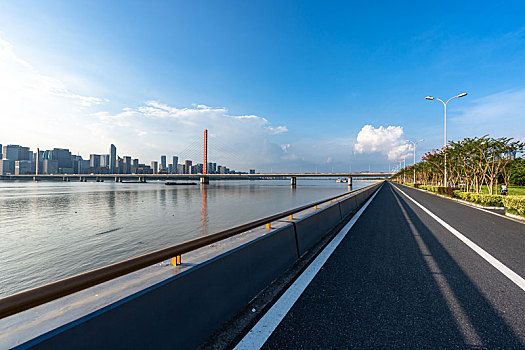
[{"xmin": 478, "ymin": 185, "xmax": 525, "ymax": 196}]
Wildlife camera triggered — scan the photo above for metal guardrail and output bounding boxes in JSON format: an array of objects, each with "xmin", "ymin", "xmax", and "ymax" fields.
[{"xmin": 0, "ymin": 183, "xmax": 380, "ymax": 319}]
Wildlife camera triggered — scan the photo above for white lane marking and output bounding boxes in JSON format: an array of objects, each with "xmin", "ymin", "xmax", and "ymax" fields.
[
  {"xmin": 395, "ymin": 186, "xmax": 525, "ymax": 292},
  {"xmin": 397, "ymin": 183, "xmax": 522, "ymax": 224},
  {"xmin": 234, "ymin": 185, "xmax": 383, "ymax": 350}
]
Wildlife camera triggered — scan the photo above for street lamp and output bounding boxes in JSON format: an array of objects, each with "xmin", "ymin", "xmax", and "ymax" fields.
[
  {"xmin": 425, "ymin": 93, "xmax": 467, "ymax": 186},
  {"xmin": 406, "ymin": 139, "xmax": 424, "ymax": 184}
]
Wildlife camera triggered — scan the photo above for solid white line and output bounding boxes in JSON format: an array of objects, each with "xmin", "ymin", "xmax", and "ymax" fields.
[
  {"xmin": 234, "ymin": 185, "xmax": 383, "ymax": 350},
  {"xmin": 395, "ymin": 186, "xmax": 525, "ymax": 292},
  {"xmin": 397, "ymin": 183, "xmax": 524, "ymax": 225}
]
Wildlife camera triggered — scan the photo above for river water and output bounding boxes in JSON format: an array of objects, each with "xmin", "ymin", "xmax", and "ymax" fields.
[{"xmin": 0, "ymin": 179, "xmax": 374, "ymax": 298}]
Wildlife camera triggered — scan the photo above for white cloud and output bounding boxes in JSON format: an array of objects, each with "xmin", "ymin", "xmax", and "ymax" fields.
[
  {"xmin": 0, "ymin": 37, "xmax": 108, "ymax": 153},
  {"xmin": 266, "ymin": 125, "xmax": 288, "ymax": 134},
  {"xmin": 89, "ymin": 101, "xmax": 289, "ymax": 170},
  {"xmin": 0, "ymin": 37, "xmax": 289, "ymax": 171},
  {"xmin": 354, "ymin": 125, "xmax": 412, "ymax": 161}
]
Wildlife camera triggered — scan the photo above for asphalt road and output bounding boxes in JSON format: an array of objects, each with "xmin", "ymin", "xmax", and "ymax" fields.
[{"xmin": 256, "ymin": 182, "xmax": 525, "ymax": 349}]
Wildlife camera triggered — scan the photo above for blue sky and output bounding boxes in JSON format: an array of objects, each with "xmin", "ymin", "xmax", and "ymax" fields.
[{"xmin": 1, "ymin": 1, "xmax": 524, "ymax": 172}]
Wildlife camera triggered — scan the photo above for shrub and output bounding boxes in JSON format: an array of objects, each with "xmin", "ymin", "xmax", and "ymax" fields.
[
  {"xmin": 437, "ymin": 186, "xmax": 461, "ymax": 197},
  {"xmin": 503, "ymin": 196, "xmax": 525, "ymax": 216},
  {"xmin": 455, "ymin": 191, "xmax": 471, "ymax": 201},
  {"xmin": 453, "ymin": 192, "xmax": 504, "ymax": 207},
  {"xmin": 468, "ymin": 194, "xmax": 504, "ymax": 207}
]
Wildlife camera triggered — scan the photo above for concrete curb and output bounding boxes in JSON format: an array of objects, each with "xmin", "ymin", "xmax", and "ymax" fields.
[
  {"xmin": 396, "ymin": 183, "xmax": 505, "ymax": 210},
  {"xmin": 395, "ymin": 183, "xmax": 525, "ymax": 224},
  {"xmin": 506, "ymin": 212, "xmax": 525, "ymax": 222}
]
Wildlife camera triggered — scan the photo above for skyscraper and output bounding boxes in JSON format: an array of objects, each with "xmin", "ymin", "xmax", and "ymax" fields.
[
  {"xmin": 160, "ymin": 155, "xmax": 167, "ymax": 171},
  {"xmin": 123, "ymin": 156, "xmax": 132, "ymax": 174},
  {"xmin": 151, "ymin": 161, "xmax": 158, "ymax": 174},
  {"xmin": 172, "ymin": 156, "xmax": 179, "ymax": 173},
  {"xmin": 110, "ymin": 144, "xmax": 116, "ymax": 174},
  {"xmin": 184, "ymin": 160, "xmax": 192, "ymax": 174},
  {"xmin": 51, "ymin": 148, "xmax": 72, "ymax": 172},
  {"xmin": 90, "ymin": 154, "xmax": 101, "ymax": 169}
]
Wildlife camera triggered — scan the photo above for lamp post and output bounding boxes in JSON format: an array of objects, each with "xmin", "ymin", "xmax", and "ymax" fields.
[
  {"xmin": 402, "ymin": 157, "xmax": 406, "ymax": 183},
  {"xmin": 406, "ymin": 139, "xmax": 424, "ymax": 184},
  {"xmin": 425, "ymin": 93, "xmax": 467, "ymax": 186}
]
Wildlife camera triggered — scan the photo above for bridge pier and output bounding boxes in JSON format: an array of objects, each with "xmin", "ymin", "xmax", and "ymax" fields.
[
  {"xmin": 200, "ymin": 177, "xmax": 209, "ymax": 184},
  {"xmin": 348, "ymin": 177, "xmax": 353, "ymax": 188},
  {"xmin": 139, "ymin": 177, "xmax": 146, "ymax": 183},
  {"xmin": 291, "ymin": 176, "xmax": 297, "ymax": 187}
]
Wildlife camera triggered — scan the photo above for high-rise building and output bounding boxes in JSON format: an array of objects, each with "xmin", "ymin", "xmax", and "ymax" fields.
[
  {"xmin": 43, "ymin": 159, "xmax": 59, "ymax": 174},
  {"xmin": 43, "ymin": 150, "xmax": 53, "ymax": 161},
  {"xmin": 184, "ymin": 160, "xmax": 192, "ymax": 174},
  {"xmin": 110, "ymin": 144, "xmax": 117, "ymax": 174},
  {"xmin": 123, "ymin": 156, "xmax": 132, "ymax": 174},
  {"xmin": 151, "ymin": 161, "xmax": 158, "ymax": 174},
  {"xmin": 0, "ymin": 159, "xmax": 13, "ymax": 175},
  {"xmin": 15, "ymin": 160, "xmax": 32, "ymax": 175},
  {"xmin": 3, "ymin": 145, "xmax": 30, "ymax": 161},
  {"xmin": 250, "ymin": 169, "xmax": 256, "ymax": 174},
  {"xmin": 71, "ymin": 155, "xmax": 83, "ymax": 174},
  {"xmin": 0, "ymin": 143, "xmax": 2, "ymax": 159},
  {"xmin": 172, "ymin": 156, "xmax": 178, "ymax": 173},
  {"xmin": 80, "ymin": 160, "xmax": 90, "ymax": 174},
  {"xmin": 90, "ymin": 154, "xmax": 101, "ymax": 169},
  {"xmin": 160, "ymin": 155, "xmax": 167, "ymax": 171},
  {"xmin": 51, "ymin": 148, "xmax": 72, "ymax": 173}
]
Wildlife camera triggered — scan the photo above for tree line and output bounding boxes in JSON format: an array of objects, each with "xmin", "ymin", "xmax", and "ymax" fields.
[{"xmin": 393, "ymin": 136, "xmax": 525, "ymax": 194}]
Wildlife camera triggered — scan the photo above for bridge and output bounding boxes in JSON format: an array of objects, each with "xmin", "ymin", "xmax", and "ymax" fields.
[
  {"xmin": 0, "ymin": 172, "xmax": 393, "ymax": 186},
  {"xmin": 1, "ymin": 130, "xmax": 392, "ymax": 186}
]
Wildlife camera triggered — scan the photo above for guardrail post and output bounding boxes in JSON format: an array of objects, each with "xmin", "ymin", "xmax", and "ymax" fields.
[{"xmin": 171, "ymin": 255, "xmax": 181, "ymax": 266}]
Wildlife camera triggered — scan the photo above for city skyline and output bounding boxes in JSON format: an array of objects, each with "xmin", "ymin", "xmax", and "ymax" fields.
[
  {"xmin": 0, "ymin": 142, "xmax": 250, "ymax": 176},
  {"xmin": 1, "ymin": 2, "xmax": 525, "ymax": 172}
]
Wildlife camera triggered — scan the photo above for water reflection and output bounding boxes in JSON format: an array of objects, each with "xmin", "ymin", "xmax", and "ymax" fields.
[
  {"xmin": 0, "ymin": 179, "xmax": 374, "ymax": 297},
  {"xmin": 200, "ymin": 184, "xmax": 209, "ymax": 235}
]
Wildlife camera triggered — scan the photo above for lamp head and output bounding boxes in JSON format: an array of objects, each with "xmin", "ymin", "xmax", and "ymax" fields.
[
  {"xmin": 457, "ymin": 92, "xmax": 467, "ymax": 98},
  {"xmin": 425, "ymin": 96, "xmax": 434, "ymax": 100}
]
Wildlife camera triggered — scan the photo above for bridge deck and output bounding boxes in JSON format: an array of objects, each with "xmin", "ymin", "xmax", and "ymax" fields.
[{"xmin": 238, "ymin": 182, "xmax": 525, "ymax": 348}]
